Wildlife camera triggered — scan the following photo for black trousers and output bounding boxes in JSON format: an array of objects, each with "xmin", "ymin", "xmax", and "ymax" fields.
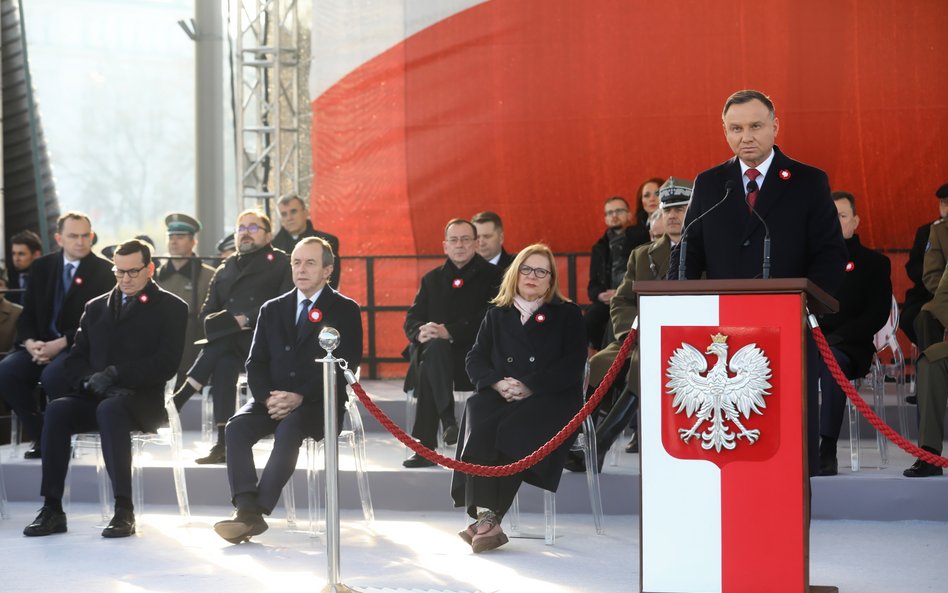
[
  {"xmin": 805, "ymin": 333, "xmax": 821, "ymax": 477},
  {"xmin": 410, "ymin": 339, "xmax": 457, "ymax": 448},
  {"xmin": 915, "ymin": 310, "xmax": 945, "ymax": 352},
  {"xmin": 462, "ymin": 472, "xmax": 523, "ymax": 520},
  {"xmin": 583, "ymin": 301, "xmax": 610, "ymax": 349},
  {"xmin": 225, "ymin": 400, "xmax": 326, "ymax": 514},
  {"xmin": 818, "ymin": 347, "xmax": 855, "ymax": 442},
  {"xmin": 40, "ymin": 395, "xmax": 158, "ymax": 503},
  {"xmin": 186, "ymin": 332, "xmax": 252, "ymax": 424},
  {"xmin": 0, "ymin": 348, "xmax": 72, "ymax": 441}
]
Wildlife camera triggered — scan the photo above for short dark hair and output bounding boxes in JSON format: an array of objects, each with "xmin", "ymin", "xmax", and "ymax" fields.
[
  {"xmin": 444, "ymin": 218, "xmax": 477, "ymax": 238},
  {"xmin": 277, "ymin": 194, "xmax": 307, "ymax": 210},
  {"xmin": 236, "ymin": 209, "xmax": 272, "ymax": 233},
  {"xmin": 471, "ymin": 211, "xmax": 504, "ymax": 231},
  {"xmin": 56, "ymin": 211, "xmax": 92, "ymax": 234},
  {"xmin": 722, "ymin": 90, "xmax": 776, "ymax": 120},
  {"xmin": 605, "ymin": 196, "xmax": 629, "ymax": 208},
  {"xmin": 832, "ymin": 191, "xmax": 857, "ymax": 215},
  {"xmin": 295, "ymin": 236, "xmax": 334, "ymax": 267},
  {"xmin": 10, "ymin": 230, "xmax": 42, "ymax": 253},
  {"xmin": 114, "ymin": 239, "xmax": 152, "ymax": 265}
]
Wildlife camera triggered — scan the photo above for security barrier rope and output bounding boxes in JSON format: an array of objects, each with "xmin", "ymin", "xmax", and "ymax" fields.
[
  {"xmin": 810, "ymin": 324, "xmax": 948, "ymax": 468},
  {"xmin": 349, "ymin": 326, "xmax": 638, "ymax": 476}
]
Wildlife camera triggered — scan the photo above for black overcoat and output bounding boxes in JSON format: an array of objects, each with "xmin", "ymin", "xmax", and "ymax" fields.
[
  {"xmin": 64, "ymin": 280, "xmax": 188, "ymax": 431},
  {"xmin": 244, "ymin": 286, "xmax": 363, "ymax": 439},
  {"xmin": 271, "ymin": 221, "xmax": 342, "ymax": 288},
  {"xmin": 200, "ymin": 244, "xmax": 293, "ymax": 328},
  {"xmin": 450, "ymin": 298, "xmax": 586, "ymax": 501},
  {"xmin": 670, "ymin": 146, "xmax": 847, "ymax": 297}
]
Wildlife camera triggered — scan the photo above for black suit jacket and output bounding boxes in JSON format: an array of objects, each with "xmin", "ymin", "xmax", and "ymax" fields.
[
  {"xmin": 819, "ymin": 235, "xmax": 892, "ymax": 378},
  {"xmin": 271, "ymin": 221, "xmax": 342, "ymax": 288},
  {"xmin": 496, "ymin": 249, "xmax": 516, "ymax": 273},
  {"xmin": 587, "ymin": 226, "xmax": 650, "ymax": 301},
  {"xmin": 245, "ymin": 286, "xmax": 363, "ymax": 436},
  {"xmin": 64, "ymin": 280, "xmax": 188, "ymax": 430},
  {"xmin": 200, "ymin": 244, "xmax": 293, "ymax": 329},
  {"xmin": 670, "ymin": 146, "xmax": 847, "ymax": 297},
  {"xmin": 16, "ymin": 250, "xmax": 115, "ymax": 346}
]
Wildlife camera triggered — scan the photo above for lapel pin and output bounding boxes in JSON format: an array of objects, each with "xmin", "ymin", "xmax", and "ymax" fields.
[
  {"xmin": 138, "ymin": 294, "xmax": 149, "ymax": 304},
  {"xmin": 845, "ymin": 261, "xmax": 855, "ymax": 272},
  {"xmin": 452, "ymin": 278, "xmax": 464, "ymax": 289},
  {"xmin": 535, "ymin": 313, "xmax": 546, "ymax": 323},
  {"xmin": 266, "ymin": 253, "xmax": 274, "ymax": 261},
  {"xmin": 74, "ymin": 276, "xmax": 84, "ymax": 285},
  {"xmin": 779, "ymin": 169, "xmax": 791, "ymax": 180},
  {"xmin": 308, "ymin": 308, "xmax": 323, "ymax": 323}
]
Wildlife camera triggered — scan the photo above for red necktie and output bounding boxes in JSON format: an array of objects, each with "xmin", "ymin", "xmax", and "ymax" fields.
[{"xmin": 746, "ymin": 168, "xmax": 761, "ymax": 211}]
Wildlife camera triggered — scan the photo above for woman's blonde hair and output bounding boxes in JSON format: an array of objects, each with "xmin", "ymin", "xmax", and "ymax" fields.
[{"xmin": 492, "ymin": 243, "xmax": 568, "ymax": 306}]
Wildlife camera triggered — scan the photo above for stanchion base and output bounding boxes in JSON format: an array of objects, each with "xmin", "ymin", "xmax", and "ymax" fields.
[
  {"xmin": 320, "ymin": 584, "xmax": 364, "ymax": 593},
  {"xmin": 811, "ymin": 586, "xmax": 839, "ymax": 593}
]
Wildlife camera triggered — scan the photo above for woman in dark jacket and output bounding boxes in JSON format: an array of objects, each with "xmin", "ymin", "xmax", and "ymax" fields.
[{"xmin": 451, "ymin": 244, "xmax": 587, "ymax": 553}]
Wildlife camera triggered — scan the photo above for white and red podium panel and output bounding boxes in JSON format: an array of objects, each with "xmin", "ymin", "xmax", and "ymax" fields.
[{"xmin": 638, "ymin": 289, "xmax": 809, "ymax": 593}]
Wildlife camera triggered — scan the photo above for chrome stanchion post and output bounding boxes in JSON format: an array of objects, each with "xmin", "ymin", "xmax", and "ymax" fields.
[{"xmin": 318, "ymin": 327, "xmax": 363, "ymax": 593}]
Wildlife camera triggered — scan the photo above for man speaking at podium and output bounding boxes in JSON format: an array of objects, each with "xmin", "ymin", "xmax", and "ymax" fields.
[{"xmin": 670, "ymin": 89, "xmax": 847, "ymax": 475}]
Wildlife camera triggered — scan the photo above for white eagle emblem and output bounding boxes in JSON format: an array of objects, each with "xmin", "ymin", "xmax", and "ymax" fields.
[{"xmin": 665, "ymin": 333, "xmax": 772, "ymax": 452}]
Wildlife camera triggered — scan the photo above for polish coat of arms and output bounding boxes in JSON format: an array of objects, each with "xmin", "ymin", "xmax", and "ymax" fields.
[{"xmin": 665, "ymin": 333, "xmax": 772, "ymax": 452}]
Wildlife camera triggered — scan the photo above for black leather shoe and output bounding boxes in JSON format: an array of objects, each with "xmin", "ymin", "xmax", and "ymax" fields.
[
  {"xmin": 906, "ymin": 395, "xmax": 918, "ymax": 405},
  {"xmin": 563, "ymin": 450, "xmax": 586, "ymax": 473},
  {"xmin": 195, "ymin": 443, "xmax": 226, "ymax": 464},
  {"xmin": 214, "ymin": 510, "xmax": 269, "ymax": 544},
  {"xmin": 402, "ymin": 453, "xmax": 436, "ymax": 468},
  {"xmin": 23, "ymin": 442, "xmax": 41, "ymax": 460},
  {"xmin": 442, "ymin": 424, "xmax": 459, "ymax": 446},
  {"xmin": 819, "ymin": 456, "xmax": 838, "ymax": 476},
  {"xmin": 903, "ymin": 458, "xmax": 944, "ymax": 478},
  {"xmin": 102, "ymin": 508, "xmax": 136, "ymax": 538},
  {"xmin": 23, "ymin": 506, "xmax": 67, "ymax": 536}
]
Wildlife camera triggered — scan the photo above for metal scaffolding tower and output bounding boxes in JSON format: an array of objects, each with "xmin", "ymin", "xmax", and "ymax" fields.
[{"xmin": 234, "ymin": 0, "xmax": 301, "ymax": 217}]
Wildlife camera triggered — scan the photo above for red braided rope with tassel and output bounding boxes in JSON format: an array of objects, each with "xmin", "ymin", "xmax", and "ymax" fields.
[
  {"xmin": 350, "ymin": 326, "xmax": 638, "ymax": 476},
  {"xmin": 810, "ymin": 323, "xmax": 948, "ymax": 467}
]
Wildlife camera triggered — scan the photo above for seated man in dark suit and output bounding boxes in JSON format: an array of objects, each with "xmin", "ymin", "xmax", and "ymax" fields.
[
  {"xmin": 213, "ymin": 237, "xmax": 362, "ymax": 543},
  {"xmin": 7, "ymin": 229, "xmax": 43, "ymax": 306},
  {"xmin": 0, "ymin": 212, "xmax": 114, "ymax": 459},
  {"xmin": 472, "ymin": 211, "xmax": 515, "ymax": 271},
  {"xmin": 23, "ymin": 239, "xmax": 188, "ymax": 538},
  {"xmin": 172, "ymin": 210, "xmax": 293, "ymax": 464},
  {"xmin": 402, "ymin": 219, "xmax": 502, "ymax": 468},
  {"xmin": 817, "ymin": 192, "xmax": 892, "ymax": 475}
]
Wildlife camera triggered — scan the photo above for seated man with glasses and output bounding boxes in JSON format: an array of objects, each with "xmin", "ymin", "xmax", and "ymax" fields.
[
  {"xmin": 402, "ymin": 218, "xmax": 503, "ymax": 467},
  {"xmin": 23, "ymin": 239, "xmax": 188, "ymax": 538},
  {"xmin": 0, "ymin": 212, "xmax": 114, "ymax": 460},
  {"xmin": 172, "ymin": 210, "xmax": 293, "ymax": 464},
  {"xmin": 585, "ymin": 196, "xmax": 649, "ymax": 350}
]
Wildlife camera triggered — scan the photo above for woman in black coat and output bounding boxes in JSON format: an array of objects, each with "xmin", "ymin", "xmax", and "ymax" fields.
[{"xmin": 450, "ymin": 244, "xmax": 587, "ymax": 553}]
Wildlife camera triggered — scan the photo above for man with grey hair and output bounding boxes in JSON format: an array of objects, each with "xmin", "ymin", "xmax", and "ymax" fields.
[{"xmin": 272, "ymin": 194, "xmax": 341, "ymax": 288}]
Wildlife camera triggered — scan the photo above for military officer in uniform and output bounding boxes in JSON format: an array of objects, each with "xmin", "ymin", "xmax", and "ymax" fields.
[{"xmin": 156, "ymin": 213, "xmax": 216, "ymax": 387}]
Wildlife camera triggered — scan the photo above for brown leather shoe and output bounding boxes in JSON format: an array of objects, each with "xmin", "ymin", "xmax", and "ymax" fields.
[
  {"xmin": 195, "ymin": 443, "xmax": 226, "ymax": 464},
  {"xmin": 471, "ymin": 511, "xmax": 508, "ymax": 553},
  {"xmin": 458, "ymin": 522, "xmax": 477, "ymax": 545}
]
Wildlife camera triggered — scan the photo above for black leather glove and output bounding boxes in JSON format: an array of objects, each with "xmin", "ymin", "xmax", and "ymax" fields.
[{"xmin": 85, "ymin": 366, "xmax": 118, "ymax": 396}]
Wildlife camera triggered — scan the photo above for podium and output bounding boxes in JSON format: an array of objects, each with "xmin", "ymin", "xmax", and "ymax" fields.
[{"xmin": 633, "ymin": 279, "xmax": 837, "ymax": 593}]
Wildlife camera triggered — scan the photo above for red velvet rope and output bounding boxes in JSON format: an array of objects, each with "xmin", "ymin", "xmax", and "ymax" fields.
[
  {"xmin": 810, "ymin": 325, "xmax": 948, "ymax": 468},
  {"xmin": 350, "ymin": 327, "xmax": 638, "ymax": 476}
]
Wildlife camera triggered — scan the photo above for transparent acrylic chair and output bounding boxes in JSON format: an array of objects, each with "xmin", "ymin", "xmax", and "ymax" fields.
[
  {"xmin": 506, "ymin": 362, "xmax": 605, "ymax": 544},
  {"xmin": 870, "ymin": 295, "xmax": 909, "ymax": 438},
  {"xmin": 0, "ymin": 455, "xmax": 10, "ymax": 520},
  {"xmin": 404, "ymin": 388, "xmax": 471, "ymax": 457}
]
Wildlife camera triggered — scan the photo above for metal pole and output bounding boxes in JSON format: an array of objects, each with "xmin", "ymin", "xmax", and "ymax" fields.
[
  {"xmin": 195, "ymin": 0, "xmax": 225, "ymax": 257},
  {"xmin": 318, "ymin": 327, "xmax": 363, "ymax": 593}
]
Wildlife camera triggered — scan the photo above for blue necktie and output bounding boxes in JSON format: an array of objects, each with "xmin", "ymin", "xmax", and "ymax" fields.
[
  {"xmin": 63, "ymin": 263, "xmax": 76, "ymax": 291},
  {"xmin": 296, "ymin": 298, "xmax": 312, "ymax": 337}
]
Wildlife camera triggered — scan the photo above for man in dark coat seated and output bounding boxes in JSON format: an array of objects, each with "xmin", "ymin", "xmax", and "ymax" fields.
[
  {"xmin": 816, "ymin": 192, "xmax": 892, "ymax": 475},
  {"xmin": 402, "ymin": 219, "xmax": 502, "ymax": 468},
  {"xmin": 213, "ymin": 237, "xmax": 362, "ymax": 543},
  {"xmin": 451, "ymin": 244, "xmax": 586, "ymax": 553},
  {"xmin": 271, "ymin": 194, "xmax": 341, "ymax": 288},
  {"xmin": 23, "ymin": 239, "xmax": 188, "ymax": 538}
]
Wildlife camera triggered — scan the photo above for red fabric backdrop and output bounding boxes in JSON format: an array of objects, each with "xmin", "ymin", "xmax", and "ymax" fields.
[{"xmin": 311, "ymin": 0, "xmax": 948, "ymax": 258}]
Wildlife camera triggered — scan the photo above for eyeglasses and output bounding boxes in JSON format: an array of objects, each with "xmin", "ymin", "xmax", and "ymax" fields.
[
  {"xmin": 605, "ymin": 208, "xmax": 629, "ymax": 217},
  {"xmin": 446, "ymin": 236, "xmax": 475, "ymax": 245},
  {"xmin": 237, "ymin": 224, "xmax": 265, "ymax": 234},
  {"xmin": 113, "ymin": 265, "xmax": 146, "ymax": 279},
  {"xmin": 518, "ymin": 264, "xmax": 551, "ymax": 279}
]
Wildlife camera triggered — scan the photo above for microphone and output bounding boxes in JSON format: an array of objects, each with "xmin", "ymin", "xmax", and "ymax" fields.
[
  {"xmin": 677, "ymin": 180, "xmax": 737, "ymax": 280},
  {"xmin": 745, "ymin": 179, "xmax": 772, "ymax": 279}
]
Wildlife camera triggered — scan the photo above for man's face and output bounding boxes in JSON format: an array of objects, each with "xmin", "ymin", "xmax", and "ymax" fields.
[
  {"xmin": 939, "ymin": 198, "xmax": 948, "ymax": 220},
  {"xmin": 474, "ymin": 221, "xmax": 504, "ymax": 260},
  {"xmin": 278, "ymin": 198, "xmax": 308, "ymax": 235},
  {"xmin": 723, "ymin": 99, "xmax": 779, "ymax": 167},
  {"xmin": 649, "ymin": 213, "xmax": 665, "ymax": 240},
  {"xmin": 236, "ymin": 214, "xmax": 271, "ymax": 253},
  {"xmin": 443, "ymin": 222, "xmax": 477, "ymax": 268},
  {"xmin": 835, "ymin": 199, "xmax": 859, "ymax": 240},
  {"xmin": 10, "ymin": 243, "xmax": 40, "ymax": 271},
  {"xmin": 604, "ymin": 199, "xmax": 631, "ymax": 230},
  {"xmin": 292, "ymin": 242, "xmax": 332, "ymax": 296},
  {"xmin": 113, "ymin": 251, "xmax": 154, "ymax": 297},
  {"xmin": 661, "ymin": 205, "xmax": 688, "ymax": 240},
  {"xmin": 166, "ymin": 233, "xmax": 197, "ymax": 258},
  {"xmin": 56, "ymin": 217, "xmax": 94, "ymax": 261}
]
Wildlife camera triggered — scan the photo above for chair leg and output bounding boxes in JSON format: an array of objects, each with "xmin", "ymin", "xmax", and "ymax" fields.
[
  {"xmin": 165, "ymin": 403, "xmax": 191, "ymax": 520},
  {"xmin": 132, "ymin": 437, "xmax": 144, "ymax": 517},
  {"xmin": 543, "ymin": 490, "xmax": 556, "ymax": 545},
  {"xmin": 346, "ymin": 402, "xmax": 375, "ymax": 523},
  {"xmin": 201, "ymin": 389, "xmax": 213, "ymax": 444},
  {"xmin": 305, "ymin": 438, "xmax": 320, "ymax": 536},
  {"xmin": 283, "ymin": 475, "xmax": 297, "ymax": 530},
  {"xmin": 9, "ymin": 413, "xmax": 20, "ymax": 460},
  {"xmin": 93, "ymin": 437, "xmax": 112, "ymax": 523},
  {"xmin": 506, "ymin": 494, "xmax": 521, "ymax": 536},
  {"xmin": 0, "ymin": 461, "xmax": 10, "ymax": 520},
  {"xmin": 847, "ymin": 398, "xmax": 860, "ymax": 472},
  {"xmin": 582, "ymin": 418, "xmax": 605, "ymax": 535},
  {"xmin": 872, "ymin": 370, "xmax": 888, "ymax": 467}
]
